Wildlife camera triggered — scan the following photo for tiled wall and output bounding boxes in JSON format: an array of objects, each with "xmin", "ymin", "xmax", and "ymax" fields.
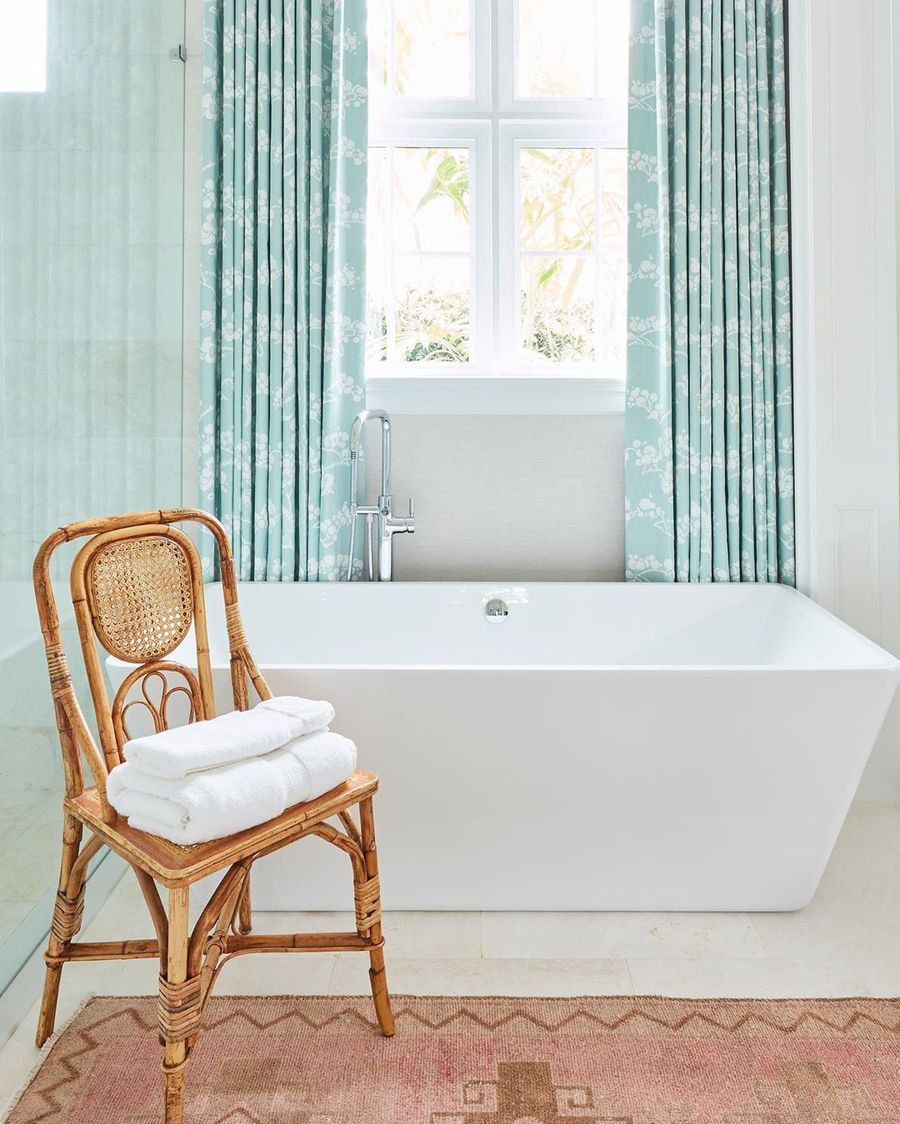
[
  {"xmin": 0, "ymin": 0, "xmax": 186, "ymax": 580},
  {"xmin": 363, "ymin": 414, "xmax": 626, "ymax": 581},
  {"xmin": 0, "ymin": 0, "xmax": 187, "ymax": 807}
]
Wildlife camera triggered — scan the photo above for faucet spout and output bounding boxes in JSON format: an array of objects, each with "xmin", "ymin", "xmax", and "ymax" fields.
[{"xmin": 350, "ymin": 409, "xmax": 391, "ymax": 498}]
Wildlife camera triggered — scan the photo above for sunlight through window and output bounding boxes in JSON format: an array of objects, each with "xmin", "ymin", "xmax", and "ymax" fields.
[
  {"xmin": 367, "ymin": 0, "xmax": 628, "ymax": 378},
  {"xmin": 0, "ymin": 0, "xmax": 48, "ymax": 93}
]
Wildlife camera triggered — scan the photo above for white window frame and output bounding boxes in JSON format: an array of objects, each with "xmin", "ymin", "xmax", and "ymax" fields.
[
  {"xmin": 367, "ymin": 0, "xmax": 627, "ymax": 414},
  {"xmin": 369, "ymin": 122, "xmax": 492, "ymax": 374},
  {"xmin": 0, "ymin": 0, "xmax": 48, "ymax": 93}
]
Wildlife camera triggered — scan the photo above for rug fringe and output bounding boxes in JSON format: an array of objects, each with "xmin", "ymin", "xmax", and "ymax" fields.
[{"xmin": 1, "ymin": 994, "xmax": 96, "ymax": 1123}]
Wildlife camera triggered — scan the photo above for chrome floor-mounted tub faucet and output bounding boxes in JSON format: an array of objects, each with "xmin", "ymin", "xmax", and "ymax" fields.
[{"xmin": 346, "ymin": 409, "xmax": 415, "ymax": 581}]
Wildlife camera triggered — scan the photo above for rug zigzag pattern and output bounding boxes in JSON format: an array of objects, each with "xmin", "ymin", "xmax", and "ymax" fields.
[{"xmin": 8, "ymin": 995, "xmax": 900, "ymax": 1124}]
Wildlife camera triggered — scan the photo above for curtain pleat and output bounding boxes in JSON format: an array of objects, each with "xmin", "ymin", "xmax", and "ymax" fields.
[
  {"xmin": 624, "ymin": 0, "xmax": 794, "ymax": 583},
  {"xmin": 199, "ymin": 0, "xmax": 367, "ymax": 580}
]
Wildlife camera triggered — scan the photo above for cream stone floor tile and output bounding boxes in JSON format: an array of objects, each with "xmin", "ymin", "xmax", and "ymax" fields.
[
  {"xmin": 253, "ymin": 909, "xmax": 482, "ymax": 958},
  {"xmin": 383, "ymin": 912, "xmax": 483, "ymax": 958},
  {"xmin": 329, "ymin": 955, "xmax": 635, "ymax": 997},
  {"xmin": 748, "ymin": 900, "xmax": 900, "ymax": 961},
  {"xmin": 0, "ymin": 1011, "xmax": 44, "ymax": 1118},
  {"xmin": 482, "ymin": 910, "xmax": 765, "ymax": 961},
  {"xmin": 626, "ymin": 957, "xmax": 900, "ymax": 999},
  {"xmin": 243, "ymin": 909, "xmax": 341, "ymax": 936},
  {"xmin": 818, "ymin": 806, "xmax": 900, "ymax": 884},
  {"xmin": 2, "ymin": 802, "xmax": 900, "ymax": 1115},
  {"xmin": 79, "ymin": 874, "xmax": 155, "ymax": 941},
  {"xmin": 83, "ymin": 892, "xmax": 484, "ymax": 959},
  {"xmin": 50, "ymin": 957, "xmax": 156, "ymax": 998},
  {"xmin": 748, "ymin": 813, "xmax": 900, "ymax": 961},
  {"xmin": 215, "ymin": 954, "xmax": 338, "ymax": 996}
]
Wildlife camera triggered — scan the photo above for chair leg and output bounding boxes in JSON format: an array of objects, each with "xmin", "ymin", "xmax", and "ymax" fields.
[
  {"xmin": 357, "ymin": 797, "xmax": 395, "ymax": 1037},
  {"xmin": 237, "ymin": 877, "xmax": 252, "ymax": 935},
  {"xmin": 36, "ymin": 815, "xmax": 86, "ymax": 1047},
  {"xmin": 160, "ymin": 886, "xmax": 195, "ymax": 1124}
]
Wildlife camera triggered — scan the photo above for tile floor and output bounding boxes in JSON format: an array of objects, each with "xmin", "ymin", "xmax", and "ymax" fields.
[{"xmin": 1, "ymin": 802, "xmax": 899, "ymax": 1113}]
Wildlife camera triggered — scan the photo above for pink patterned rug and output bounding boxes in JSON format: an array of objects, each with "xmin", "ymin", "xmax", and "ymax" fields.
[{"xmin": 7, "ymin": 995, "xmax": 900, "ymax": 1122}]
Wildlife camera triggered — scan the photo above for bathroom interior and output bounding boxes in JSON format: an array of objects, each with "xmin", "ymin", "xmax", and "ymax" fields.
[{"xmin": 2, "ymin": 0, "xmax": 900, "ymax": 1120}]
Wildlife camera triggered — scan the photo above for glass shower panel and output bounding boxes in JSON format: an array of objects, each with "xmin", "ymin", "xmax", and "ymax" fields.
[{"xmin": 0, "ymin": 0, "xmax": 185, "ymax": 989}]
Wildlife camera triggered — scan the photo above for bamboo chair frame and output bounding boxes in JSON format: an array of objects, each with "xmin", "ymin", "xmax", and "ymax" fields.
[{"xmin": 32, "ymin": 508, "xmax": 394, "ymax": 1124}]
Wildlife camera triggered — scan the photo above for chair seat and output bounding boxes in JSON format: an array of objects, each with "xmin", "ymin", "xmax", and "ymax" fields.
[{"xmin": 66, "ymin": 768, "xmax": 379, "ymax": 886}]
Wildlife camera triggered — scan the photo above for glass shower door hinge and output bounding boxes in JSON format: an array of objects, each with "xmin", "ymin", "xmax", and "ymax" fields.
[{"xmin": 169, "ymin": 45, "xmax": 187, "ymax": 62}]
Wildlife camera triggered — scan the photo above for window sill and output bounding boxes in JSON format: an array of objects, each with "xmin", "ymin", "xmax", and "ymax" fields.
[{"xmin": 364, "ymin": 373, "xmax": 626, "ymax": 415}]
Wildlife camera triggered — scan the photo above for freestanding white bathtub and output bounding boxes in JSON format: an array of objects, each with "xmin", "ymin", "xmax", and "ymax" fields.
[{"xmin": 112, "ymin": 582, "xmax": 900, "ymax": 911}]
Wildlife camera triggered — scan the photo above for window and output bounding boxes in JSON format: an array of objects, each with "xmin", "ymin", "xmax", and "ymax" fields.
[
  {"xmin": 0, "ymin": 0, "xmax": 48, "ymax": 93},
  {"xmin": 367, "ymin": 0, "xmax": 628, "ymax": 409}
]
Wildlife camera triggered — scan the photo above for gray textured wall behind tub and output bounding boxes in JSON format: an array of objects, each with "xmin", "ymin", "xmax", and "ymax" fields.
[{"xmin": 364, "ymin": 413, "xmax": 626, "ymax": 581}]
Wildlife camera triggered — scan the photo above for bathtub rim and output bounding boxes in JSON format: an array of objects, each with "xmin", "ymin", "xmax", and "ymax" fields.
[{"xmin": 104, "ymin": 583, "xmax": 900, "ymax": 676}]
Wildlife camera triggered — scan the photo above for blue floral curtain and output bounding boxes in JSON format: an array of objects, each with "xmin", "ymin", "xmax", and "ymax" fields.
[
  {"xmin": 199, "ymin": 0, "xmax": 367, "ymax": 580},
  {"xmin": 624, "ymin": 0, "xmax": 794, "ymax": 583}
]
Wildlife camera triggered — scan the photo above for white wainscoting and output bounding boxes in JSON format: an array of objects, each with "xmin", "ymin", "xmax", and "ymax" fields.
[{"xmin": 790, "ymin": 0, "xmax": 900, "ymax": 798}]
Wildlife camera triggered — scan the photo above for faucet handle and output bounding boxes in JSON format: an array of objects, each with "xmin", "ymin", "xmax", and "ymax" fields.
[{"xmin": 407, "ymin": 497, "xmax": 415, "ymax": 520}]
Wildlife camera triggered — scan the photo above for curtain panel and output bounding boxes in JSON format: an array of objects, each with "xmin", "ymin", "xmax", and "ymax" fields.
[
  {"xmin": 624, "ymin": 0, "xmax": 794, "ymax": 583},
  {"xmin": 199, "ymin": 0, "xmax": 367, "ymax": 580}
]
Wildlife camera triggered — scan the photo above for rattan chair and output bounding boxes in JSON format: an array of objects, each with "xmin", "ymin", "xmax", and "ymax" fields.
[{"xmin": 32, "ymin": 508, "xmax": 394, "ymax": 1124}]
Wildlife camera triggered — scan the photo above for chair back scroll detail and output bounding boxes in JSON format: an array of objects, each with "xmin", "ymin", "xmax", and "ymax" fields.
[
  {"xmin": 32, "ymin": 509, "xmax": 272, "ymax": 824},
  {"xmin": 111, "ymin": 661, "xmax": 204, "ymax": 748}
]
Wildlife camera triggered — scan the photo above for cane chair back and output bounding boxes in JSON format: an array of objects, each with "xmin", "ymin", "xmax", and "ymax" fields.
[{"xmin": 33, "ymin": 509, "xmax": 269, "ymax": 822}]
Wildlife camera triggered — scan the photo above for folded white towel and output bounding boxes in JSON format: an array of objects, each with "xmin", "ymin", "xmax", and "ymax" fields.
[
  {"xmin": 108, "ymin": 729, "xmax": 357, "ymax": 845},
  {"xmin": 122, "ymin": 696, "xmax": 335, "ymax": 780}
]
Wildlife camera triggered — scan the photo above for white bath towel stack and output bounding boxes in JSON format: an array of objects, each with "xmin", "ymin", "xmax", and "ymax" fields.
[{"xmin": 106, "ymin": 696, "xmax": 357, "ymax": 845}]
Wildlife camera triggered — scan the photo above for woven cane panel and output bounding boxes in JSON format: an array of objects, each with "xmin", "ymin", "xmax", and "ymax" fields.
[{"xmin": 88, "ymin": 537, "xmax": 194, "ymax": 663}]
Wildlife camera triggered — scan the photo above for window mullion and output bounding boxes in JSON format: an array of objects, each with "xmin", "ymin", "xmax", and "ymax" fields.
[
  {"xmin": 366, "ymin": 0, "xmax": 627, "ymax": 388},
  {"xmin": 593, "ymin": 1, "xmax": 601, "ymax": 101},
  {"xmin": 594, "ymin": 144, "xmax": 603, "ymax": 367},
  {"xmin": 388, "ymin": 146, "xmax": 398, "ymax": 364},
  {"xmin": 387, "ymin": 0, "xmax": 396, "ymax": 98},
  {"xmin": 490, "ymin": 0, "xmax": 502, "ymax": 377}
]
